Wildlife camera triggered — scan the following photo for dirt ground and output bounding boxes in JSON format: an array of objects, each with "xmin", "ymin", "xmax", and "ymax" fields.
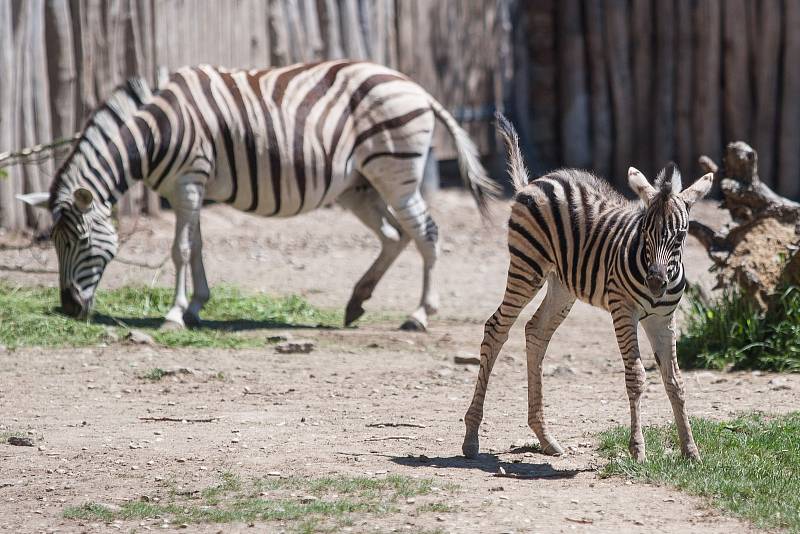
[{"xmin": 1, "ymin": 191, "xmax": 798, "ymax": 533}]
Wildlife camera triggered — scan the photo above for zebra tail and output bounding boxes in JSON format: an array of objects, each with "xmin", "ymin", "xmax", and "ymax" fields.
[
  {"xmin": 494, "ymin": 111, "xmax": 530, "ymax": 194},
  {"xmin": 428, "ymin": 97, "xmax": 501, "ymax": 216}
]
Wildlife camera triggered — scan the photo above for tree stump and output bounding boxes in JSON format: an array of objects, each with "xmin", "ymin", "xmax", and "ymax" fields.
[{"xmin": 690, "ymin": 141, "xmax": 800, "ymax": 309}]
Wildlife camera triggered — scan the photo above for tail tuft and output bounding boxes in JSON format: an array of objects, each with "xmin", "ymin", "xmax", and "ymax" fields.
[
  {"xmin": 429, "ymin": 98, "xmax": 501, "ymax": 217},
  {"xmin": 494, "ymin": 111, "xmax": 530, "ymax": 193}
]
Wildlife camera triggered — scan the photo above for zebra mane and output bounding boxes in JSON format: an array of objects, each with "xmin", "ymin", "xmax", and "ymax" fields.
[
  {"xmin": 653, "ymin": 162, "xmax": 682, "ymax": 198},
  {"xmin": 50, "ymin": 78, "xmax": 154, "ymax": 208}
]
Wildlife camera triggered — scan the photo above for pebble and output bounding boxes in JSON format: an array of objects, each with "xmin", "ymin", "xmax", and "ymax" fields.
[{"xmin": 275, "ymin": 340, "xmax": 315, "ymax": 354}]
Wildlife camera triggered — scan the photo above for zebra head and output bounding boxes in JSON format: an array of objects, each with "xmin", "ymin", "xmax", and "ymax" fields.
[
  {"xmin": 628, "ymin": 164, "xmax": 714, "ymax": 298},
  {"xmin": 19, "ymin": 188, "xmax": 118, "ymax": 319}
]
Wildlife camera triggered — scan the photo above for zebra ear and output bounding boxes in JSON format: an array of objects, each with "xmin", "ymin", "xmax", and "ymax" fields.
[
  {"xmin": 680, "ymin": 173, "xmax": 714, "ymax": 208},
  {"xmin": 627, "ymin": 167, "xmax": 657, "ymax": 205},
  {"xmin": 16, "ymin": 192, "xmax": 50, "ymax": 210},
  {"xmin": 73, "ymin": 188, "xmax": 94, "ymax": 213}
]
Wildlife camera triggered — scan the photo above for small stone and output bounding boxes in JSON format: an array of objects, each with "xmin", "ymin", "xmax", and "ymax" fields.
[
  {"xmin": 299, "ymin": 495, "xmax": 317, "ymax": 504},
  {"xmin": 275, "ymin": 340, "xmax": 315, "ymax": 354},
  {"xmin": 453, "ymin": 356, "xmax": 480, "ymax": 365},
  {"xmin": 267, "ymin": 471, "xmax": 282, "ymax": 477},
  {"xmin": 125, "ymin": 329, "xmax": 156, "ymax": 345},
  {"xmin": 266, "ymin": 333, "xmax": 291, "ymax": 344},
  {"xmin": 769, "ymin": 378, "xmax": 792, "ymax": 391},
  {"xmin": 176, "ymin": 458, "xmax": 187, "ymax": 463},
  {"xmin": 406, "ymin": 498, "xmax": 415, "ymax": 504},
  {"xmin": 6, "ymin": 436, "xmax": 34, "ymax": 447}
]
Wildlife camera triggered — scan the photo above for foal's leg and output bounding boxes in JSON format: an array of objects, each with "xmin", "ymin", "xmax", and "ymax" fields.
[
  {"xmin": 641, "ymin": 314, "xmax": 700, "ymax": 460},
  {"xmin": 462, "ymin": 266, "xmax": 544, "ymax": 458},
  {"xmin": 163, "ymin": 179, "xmax": 204, "ymax": 329},
  {"xmin": 525, "ymin": 279, "xmax": 575, "ymax": 455},
  {"xmin": 611, "ymin": 306, "xmax": 647, "ymax": 462},
  {"xmin": 337, "ymin": 185, "xmax": 411, "ymax": 326}
]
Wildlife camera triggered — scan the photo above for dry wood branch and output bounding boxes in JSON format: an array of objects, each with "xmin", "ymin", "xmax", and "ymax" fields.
[
  {"xmin": 138, "ymin": 416, "xmax": 217, "ymax": 423},
  {"xmin": 363, "ymin": 435, "xmax": 417, "ymax": 442},
  {"xmin": 366, "ymin": 422, "xmax": 426, "ymax": 429}
]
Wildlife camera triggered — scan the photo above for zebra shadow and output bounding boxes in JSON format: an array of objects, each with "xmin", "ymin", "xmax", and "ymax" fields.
[
  {"xmin": 390, "ymin": 447, "xmax": 590, "ymax": 480},
  {"xmin": 90, "ymin": 313, "xmax": 337, "ymax": 332}
]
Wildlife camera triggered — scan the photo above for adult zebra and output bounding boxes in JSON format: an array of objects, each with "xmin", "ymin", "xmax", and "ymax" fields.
[
  {"xmin": 18, "ymin": 61, "xmax": 499, "ymax": 330},
  {"xmin": 462, "ymin": 114, "xmax": 713, "ymax": 462}
]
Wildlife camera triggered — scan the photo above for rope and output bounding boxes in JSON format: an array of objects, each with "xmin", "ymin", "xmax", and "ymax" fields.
[{"xmin": 0, "ymin": 133, "xmax": 81, "ymax": 170}]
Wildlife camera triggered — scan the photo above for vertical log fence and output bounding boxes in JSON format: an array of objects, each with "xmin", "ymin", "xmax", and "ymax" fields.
[{"xmin": 2, "ymin": 1, "xmax": 800, "ymax": 231}]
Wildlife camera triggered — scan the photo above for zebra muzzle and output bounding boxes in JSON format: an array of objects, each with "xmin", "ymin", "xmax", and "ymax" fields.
[{"xmin": 60, "ymin": 288, "xmax": 91, "ymax": 319}]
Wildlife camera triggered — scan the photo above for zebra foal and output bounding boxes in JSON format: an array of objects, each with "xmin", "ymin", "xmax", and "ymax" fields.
[
  {"xmin": 462, "ymin": 114, "xmax": 713, "ymax": 462},
  {"xmin": 17, "ymin": 61, "xmax": 498, "ymax": 331}
]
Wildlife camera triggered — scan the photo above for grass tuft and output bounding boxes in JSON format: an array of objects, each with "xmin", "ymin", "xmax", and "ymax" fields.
[
  {"xmin": 599, "ymin": 413, "xmax": 800, "ymax": 532},
  {"xmin": 64, "ymin": 473, "xmax": 455, "ymax": 532},
  {"xmin": 0, "ymin": 283, "xmax": 340, "ymax": 349},
  {"xmin": 678, "ymin": 284, "xmax": 800, "ymax": 372}
]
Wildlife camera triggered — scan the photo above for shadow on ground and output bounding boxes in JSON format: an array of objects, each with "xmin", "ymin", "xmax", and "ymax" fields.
[
  {"xmin": 90, "ymin": 313, "xmax": 340, "ymax": 332},
  {"xmin": 391, "ymin": 450, "xmax": 592, "ymax": 480}
]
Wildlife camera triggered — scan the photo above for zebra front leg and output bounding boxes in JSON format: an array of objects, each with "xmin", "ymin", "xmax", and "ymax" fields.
[
  {"xmin": 163, "ymin": 182, "xmax": 204, "ymax": 329},
  {"xmin": 641, "ymin": 314, "xmax": 700, "ymax": 460},
  {"xmin": 462, "ymin": 270, "xmax": 543, "ymax": 458},
  {"xmin": 611, "ymin": 309, "xmax": 647, "ymax": 462},
  {"xmin": 185, "ymin": 220, "xmax": 210, "ymax": 327},
  {"xmin": 525, "ymin": 280, "xmax": 575, "ymax": 456}
]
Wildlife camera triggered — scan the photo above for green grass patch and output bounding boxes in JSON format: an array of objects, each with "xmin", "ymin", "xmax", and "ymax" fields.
[
  {"xmin": 0, "ymin": 283, "xmax": 341, "ymax": 349},
  {"xmin": 599, "ymin": 413, "xmax": 800, "ymax": 532},
  {"xmin": 678, "ymin": 284, "xmax": 800, "ymax": 372},
  {"xmin": 63, "ymin": 473, "xmax": 456, "ymax": 532}
]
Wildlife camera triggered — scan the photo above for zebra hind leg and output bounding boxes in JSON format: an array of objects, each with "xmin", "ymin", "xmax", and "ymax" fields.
[
  {"xmin": 462, "ymin": 267, "xmax": 544, "ymax": 458},
  {"xmin": 524, "ymin": 278, "xmax": 575, "ymax": 456},
  {"xmin": 337, "ymin": 185, "xmax": 411, "ymax": 326}
]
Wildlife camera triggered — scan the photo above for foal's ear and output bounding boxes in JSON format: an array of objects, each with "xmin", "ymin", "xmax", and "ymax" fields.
[
  {"xmin": 628, "ymin": 167, "xmax": 657, "ymax": 205},
  {"xmin": 680, "ymin": 173, "xmax": 714, "ymax": 208}
]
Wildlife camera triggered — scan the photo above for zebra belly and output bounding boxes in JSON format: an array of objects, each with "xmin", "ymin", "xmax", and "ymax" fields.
[{"xmin": 203, "ymin": 153, "xmax": 358, "ymax": 217}]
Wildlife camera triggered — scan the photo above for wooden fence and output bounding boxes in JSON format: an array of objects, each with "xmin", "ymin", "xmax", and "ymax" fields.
[
  {"xmin": 2, "ymin": 1, "xmax": 800, "ymax": 231},
  {"xmin": 511, "ymin": 0, "xmax": 800, "ymax": 200},
  {"xmin": 0, "ymin": 0, "xmax": 508, "ymax": 230}
]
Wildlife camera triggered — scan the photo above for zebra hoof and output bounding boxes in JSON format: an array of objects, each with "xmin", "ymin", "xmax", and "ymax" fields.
[
  {"xmin": 399, "ymin": 318, "xmax": 426, "ymax": 332},
  {"xmin": 344, "ymin": 300, "xmax": 365, "ymax": 326},
  {"xmin": 160, "ymin": 319, "xmax": 185, "ymax": 331},
  {"xmin": 540, "ymin": 440, "xmax": 564, "ymax": 456},
  {"xmin": 462, "ymin": 436, "xmax": 480, "ymax": 459},
  {"xmin": 183, "ymin": 312, "xmax": 201, "ymax": 328}
]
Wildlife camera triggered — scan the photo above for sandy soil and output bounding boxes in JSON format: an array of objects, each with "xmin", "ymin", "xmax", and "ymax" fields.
[{"xmin": 1, "ymin": 191, "xmax": 797, "ymax": 533}]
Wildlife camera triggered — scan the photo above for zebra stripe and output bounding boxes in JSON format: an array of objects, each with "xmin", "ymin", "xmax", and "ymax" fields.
[
  {"xmin": 41, "ymin": 60, "xmax": 499, "ymax": 328},
  {"xmin": 463, "ymin": 113, "xmax": 710, "ymax": 462}
]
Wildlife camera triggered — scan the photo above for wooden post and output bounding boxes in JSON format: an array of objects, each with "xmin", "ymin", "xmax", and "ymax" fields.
[
  {"xmin": 778, "ymin": 0, "xmax": 800, "ymax": 199},
  {"xmin": 691, "ymin": 0, "xmax": 722, "ymax": 175},
  {"xmin": 583, "ymin": 0, "xmax": 612, "ymax": 180},
  {"xmin": 751, "ymin": 0, "xmax": 782, "ymax": 188},
  {"xmin": 652, "ymin": 0, "xmax": 675, "ymax": 168},
  {"xmin": 604, "ymin": 0, "xmax": 633, "ymax": 185},
  {"xmin": 721, "ymin": 0, "xmax": 751, "ymax": 144},
  {"xmin": 674, "ymin": 0, "xmax": 693, "ymax": 176},
  {"xmin": 0, "ymin": 0, "xmax": 21, "ymax": 229},
  {"xmin": 631, "ymin": 0, "xmax": 653, "ymax": 174},
  {"xmin": 556, "ymin": 0, "xmax": 591, "ymax": 169}
]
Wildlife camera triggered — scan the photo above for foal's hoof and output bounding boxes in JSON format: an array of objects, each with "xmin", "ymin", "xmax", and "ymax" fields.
[
  {"xmin": 160, "ymin": 319, "xmax": 184, "ymax": 331},
  {"xmin": 399, "ymin": 317, "xmax": 426, "ymax": 332},
  {"xmin": 344, "ymin": 300, "xmax": 365, "ymax": 326},
  {"xmin": 462, "ymin": 436, "xmax": 480, "ymax": 459},
  {"xmin": 540, "ymin": 439, "xmax": 565, "ymax": 456}
]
